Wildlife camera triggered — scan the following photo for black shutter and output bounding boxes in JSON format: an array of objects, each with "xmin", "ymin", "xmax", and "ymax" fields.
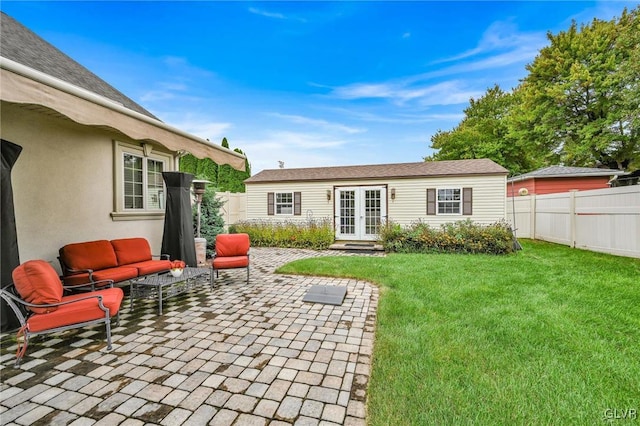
[
  {"xmin": 463, "ymin": 187, "xmax": 473, "ymax": 215},
  {"xmin": 294, "ymin": 192, "xmax": 302, "ymax": 216},
  {"xmin": 267, "ymin": 192, "xmax": 274, "ymax": 215},
  {"xmin": 426, "ymin": 188, "xmax": 436, "ymax": 215}
]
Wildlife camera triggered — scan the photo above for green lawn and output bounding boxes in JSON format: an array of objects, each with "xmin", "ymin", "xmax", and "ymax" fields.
[{"xmin": 277, "ymin": 240, "xmax": 640, "ymax": 425}]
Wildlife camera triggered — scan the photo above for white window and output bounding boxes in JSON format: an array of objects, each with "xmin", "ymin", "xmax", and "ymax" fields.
[
  {"xmin": 123, "ymin": 153, "xmax": 165, "ymax": 210},
  {"xmin": 112, "ymin": 141, "xmax": 173, "ymax": 220},
  {"xmin": 276, "ymin": 192, "xmax": 293, "ymax": 215},
  {"xmin": 437, "ymin": 188, "xmax": 461, "ymax": 214}
]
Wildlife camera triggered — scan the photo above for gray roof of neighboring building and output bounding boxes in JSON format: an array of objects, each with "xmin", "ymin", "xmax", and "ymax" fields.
[
  {"xmin": 245, "ymin": 159, "xmax": 509, "ymax": 184},
  {"xmin": 507, "ymin": 165, "xmax": 626, "ymax": 182},
  {"xmin": 1, "ymin": 12, "xmax": 158, "ymax": 119}
]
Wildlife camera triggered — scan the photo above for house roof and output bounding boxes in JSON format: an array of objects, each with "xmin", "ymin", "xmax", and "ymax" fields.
[
  {"xmin": 245, "ymin": 159, "xmax": 509, "ymax": 184},
  {"xmin": 507, "ymin": 166, "xmax": 625, "ymax": 183},
  {"xmin": 0, "ymin": 12, "xmax": 156, "ymax": 119},
  {"xmin": 0, "ymin": 12, "xmax": 246, "ymax": 171}
]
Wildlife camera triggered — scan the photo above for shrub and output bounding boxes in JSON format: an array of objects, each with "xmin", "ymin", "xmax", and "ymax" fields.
[
  {"xmin": 193, "ymin": 188, "xmax": 226, "ymax": 258},
  {"xmin": 380, "ymin": 219, "xmax": 514, "ymax": 255},
  {"xmin": 231, "ymin": 218, "xmax": 334, "ymax": 250}
]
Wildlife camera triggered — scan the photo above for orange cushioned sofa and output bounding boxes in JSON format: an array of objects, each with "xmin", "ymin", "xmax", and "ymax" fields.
[{"xmin": 59, "ymin": 237, "xmax": 172, "ymax": 287}]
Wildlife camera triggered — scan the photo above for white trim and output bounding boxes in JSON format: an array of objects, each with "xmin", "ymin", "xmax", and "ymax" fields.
[{"xmin": 436, "ymin": 187, "xmax": 462, "ymax": 215}]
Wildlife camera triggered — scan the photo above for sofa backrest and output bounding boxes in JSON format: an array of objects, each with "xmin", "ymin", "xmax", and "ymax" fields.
[
  {"xmin": 13, "ymin": 260, "xmax": 63, "ymax": 314},
  {"xmin": 111, "ymin": 238, "xmax": 152, "ymax": 265},
  {"xmin": 60, "ymin": 240, "xmax": 118, "ymax": 272},
  {"xmin": 215, "ymin": 233, "xmax": 250, "ymax": 257}
]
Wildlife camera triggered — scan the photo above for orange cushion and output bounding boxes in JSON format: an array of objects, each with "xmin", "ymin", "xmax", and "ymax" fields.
[
  {"xmin": 60, "ymin": 240, "xmax": 118, "ymax": 271},
  {"xmin": 12, "ymin": 260, "xmax": 63, "ymax": 314},
  {"xmin": 27, "ymin": 288, "xmax": 123, "ymax": 332},
  {"xmin": 215, "ymin": 234, "xmax": 250, "ymax": 257},
  {"xmin": 128, "ymin": 259, "xmax": 172, "ymax": 276},
  {"xmin": 92, "ymin": 267, "xmax": 139, "ymax": 283},
  {"xmin": 213, "ymin": 256, "xmax": 249, "ymax": 269},
  {"xmin": 111, "ymin": 238, "xmax": 153, "ymax": 265},
  {"xmin": 62, "ymin": 273, "xmax": 91, "ymax": 286}
]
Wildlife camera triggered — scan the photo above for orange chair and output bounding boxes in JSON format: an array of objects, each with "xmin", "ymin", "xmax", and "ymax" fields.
[
  {"xmin": 211, "ymin": 233, "xmax": 250, "ymax": 286},
  {"xmin": 0, "ymin": 260, "xmax": 123, "ymax": 367}
]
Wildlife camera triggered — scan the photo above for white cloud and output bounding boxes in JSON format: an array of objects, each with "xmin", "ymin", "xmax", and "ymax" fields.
[
  {"xmin": 248, "ymin": 7, "xmax": 286, "ymax": 20},
  {"xmin": 162, "ymin": 115, "xmax": 232, "ymax": 142},
  {"xmin": 433, "ymin": 20, "xmax": 545, "ymax": 64},
  {"xmin": 248, "ymin": 7, "xmax": 307, "ymax": 23},
  {"xmin": 402, "ymin": 32, "xmax": 411, "ymax": 39},
  {"xmin": 330, "ymin": 79, "xmax": 483, "ymax": 107},
  {"xmin": 268, "ymin": 113, "xmax": 366, "ymax": 134}
]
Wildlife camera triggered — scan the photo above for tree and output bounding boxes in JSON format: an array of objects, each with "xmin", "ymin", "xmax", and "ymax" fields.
[
  {"xmin": 512, "ymin": 8, "xmax": 639, "ymax": 170},
  {"xmin": 179, "ymin": 154, "xmax": 218, "ymax": 186},
  {"xmin": 193, "ymin": 187, "xmax": 225, "ymax": 258},
  {"xmin": 427, "ymin": 85, "xmax": 539, "ymax": 175},
  {"xmin": 217, "ymin": 138, "xmax": 251, "ymax": 192}
]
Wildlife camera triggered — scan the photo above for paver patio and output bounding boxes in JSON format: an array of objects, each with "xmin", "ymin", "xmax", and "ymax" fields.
[{"xmin": 0, "ymin": 247, "xmax": 380, "ymax": 425}]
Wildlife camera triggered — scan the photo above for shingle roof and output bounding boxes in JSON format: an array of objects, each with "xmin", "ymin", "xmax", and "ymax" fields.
[
  {"xmin": 245, "ymin": 159, "xmax": 509, "ymax": 184},
  {"xmin": 1, "ymin": 12, "xmax": 157, "ymax": 119},
  {"xmin": 508, "ymin": 165, "xmax": 625, "ymax": 182}
]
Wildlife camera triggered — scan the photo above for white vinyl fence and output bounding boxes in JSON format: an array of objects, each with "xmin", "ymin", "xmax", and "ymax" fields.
[
  {"xmin": 216, "ymin": 191, "xmax": 247, "ymax": 229},
  {"xmin": 507, "ymin": 185, "xmax": 640, "ymax": 258}
]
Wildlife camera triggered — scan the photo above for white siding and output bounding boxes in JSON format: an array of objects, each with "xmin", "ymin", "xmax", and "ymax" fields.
[{"xmin": 245, "ymin": 174, "xmax": 507, "ymax": 227}]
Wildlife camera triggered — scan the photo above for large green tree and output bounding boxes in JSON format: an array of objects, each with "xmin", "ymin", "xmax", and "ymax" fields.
[
  {"xmin": 179, "ymin": 153, "xmax": 218, "ymax": 186},
  {"xmin": 428, "ymin": 7, "xmax": 639, "ymax": 173},
  {"xmin": 427, "ymin": 85, "xmax": 539, "ymax": 175},
  {"xmin": 217, "ymin": 138, "xmax": 251, "ymax": 193},
  {"xmin": 512, "ymin": 7, "xmax": 639, "ymax": 170}
]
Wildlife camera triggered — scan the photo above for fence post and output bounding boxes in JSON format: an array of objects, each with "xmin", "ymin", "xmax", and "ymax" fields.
[
  {"xmin": 530, "ymin": 194, "xmax": 536, "ymax": 240},
  {"xmin": 569, "ymin": 190, "xmax": 577, "ymax": 248}
]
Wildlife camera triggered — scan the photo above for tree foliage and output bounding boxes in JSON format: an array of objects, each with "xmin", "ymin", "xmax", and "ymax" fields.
[
  {"xmin": 427, "ymin": 85, "xmax": 540, "ymax": 175},
  {"xmin": 217, "ymin": 138, "xmax": 252, "ymax": 193},
  {"xmin": 193, "ymin": 188, "xmax": 226, "ymax": 258},
  {"xmin": 179, "ymin": 137, "xmax": 252, "ymax": 192},
  {"xmin": 428, "ymin": 7, "xmax": 639, "ymax": 173}
]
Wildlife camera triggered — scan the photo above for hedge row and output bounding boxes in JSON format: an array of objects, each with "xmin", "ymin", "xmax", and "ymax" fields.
[
  {"xmin": 230, "ymin": 218, "xmax": 334, "ymax": 250},
  {"xmin": 380, "ymin": 219, "xmax": 515, "ymax": 255}
]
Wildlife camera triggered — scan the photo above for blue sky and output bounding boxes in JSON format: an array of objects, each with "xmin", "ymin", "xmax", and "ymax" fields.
[{"xmin": 3, "ymin": 1, "xmax": 637, "ymax": 173}]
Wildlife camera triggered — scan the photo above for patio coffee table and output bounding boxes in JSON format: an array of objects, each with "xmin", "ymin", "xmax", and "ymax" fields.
[{"xmin": 130, "ymin": 267, "xmax": 211, "ymax": 315}]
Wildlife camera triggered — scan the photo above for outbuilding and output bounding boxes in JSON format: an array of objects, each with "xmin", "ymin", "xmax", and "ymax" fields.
[{"xmin": 244, "ymin": 159, "xmax": 509, "ymax": 242}]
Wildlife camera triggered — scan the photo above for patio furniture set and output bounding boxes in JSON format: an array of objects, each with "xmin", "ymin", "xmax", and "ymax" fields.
[{"xmin": 0, "ymin": 234, "xmax": 251, "ymax": 366}]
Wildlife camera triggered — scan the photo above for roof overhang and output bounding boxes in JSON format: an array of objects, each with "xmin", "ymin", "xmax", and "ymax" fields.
[
  {"xmin": 0, "ymin": 57, "xmax": 246, "ymax": 171},
  {"xmin": 507, "ymin": 171, "xmax": 626, "ymax": 183}
]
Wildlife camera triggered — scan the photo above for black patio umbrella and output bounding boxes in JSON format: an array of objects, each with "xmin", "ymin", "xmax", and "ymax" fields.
[
  {"xmin": 1, "ymin": 139, "xmax": 22, "ymax": 331},
  {"xmin": 161, "ymin": 172, "xmax": 197, "ymax": 267}
]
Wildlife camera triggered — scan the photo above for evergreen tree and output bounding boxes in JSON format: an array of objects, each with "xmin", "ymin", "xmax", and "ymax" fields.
[{"xmin": 193, "ymin": 188, "xmax": 226, "ymax": 258}]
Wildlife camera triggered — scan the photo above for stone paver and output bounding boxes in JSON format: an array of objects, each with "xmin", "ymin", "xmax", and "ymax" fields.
[{"xmin": 0, "ymin": 247, "xmax": 380, "ymax": 424}]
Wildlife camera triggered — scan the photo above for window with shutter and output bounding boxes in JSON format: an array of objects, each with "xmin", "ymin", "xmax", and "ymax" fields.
[{"xmin": 428, "ymin": 187, "xmax": 472, "ymax": 215}]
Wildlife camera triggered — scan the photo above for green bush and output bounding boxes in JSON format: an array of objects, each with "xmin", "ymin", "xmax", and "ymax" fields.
[
  {"xmin": 193, "ymin": 188, "xmax": 226, "ymax": 258},
  {"xmin": 380, "ymin": 219, "xmax": 514, "ymax": 255},
  {"xmin": 231, "ymin": 218, "xmax": 334, "ymax": 250}
]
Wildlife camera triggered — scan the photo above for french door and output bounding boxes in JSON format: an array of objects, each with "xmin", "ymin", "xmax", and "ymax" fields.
[{"xmin": 335, "ymin": 186, "xmax": 387, "ymax": 240}]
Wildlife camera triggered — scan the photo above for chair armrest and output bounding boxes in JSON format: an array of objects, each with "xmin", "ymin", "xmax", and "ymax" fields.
[
  {"xmin": 64, "ymin": 279, "xmax": 114, "ymax": 291},
  {"xmin": 1, "ymin": 287, "xmax": 108, "ymax": 310}
]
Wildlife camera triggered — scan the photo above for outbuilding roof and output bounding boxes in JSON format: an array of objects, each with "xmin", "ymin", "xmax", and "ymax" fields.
[
  {"xmin": 245, "ymin": 159, "xmax": 509, "ymax": 184},
  {"xmin": 507, "ymin": 166, "xmax": 625, "ymax": 182}
]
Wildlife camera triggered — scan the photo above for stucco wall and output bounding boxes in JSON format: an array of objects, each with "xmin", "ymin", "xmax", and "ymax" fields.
[
  {"xmin": 245, "ymin": 174, "xmax": 507, "ymax": 229},
  {"xmin": 1, "ymin": 103, "xmax": 174, "ymax": 273}
]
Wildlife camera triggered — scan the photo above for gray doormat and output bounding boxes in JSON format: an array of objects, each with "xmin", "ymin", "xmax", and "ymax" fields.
[{"xmin": 302, "ymin": 285, "xmax": 348, "ymax": 305}]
